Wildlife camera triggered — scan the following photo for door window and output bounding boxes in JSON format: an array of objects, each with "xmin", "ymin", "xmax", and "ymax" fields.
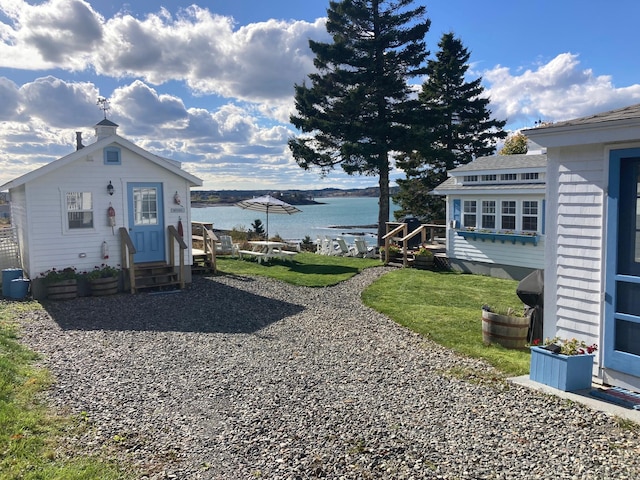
[{"xmin": 133, "ymin": 187, "xmax": 158, "ymax": 226}]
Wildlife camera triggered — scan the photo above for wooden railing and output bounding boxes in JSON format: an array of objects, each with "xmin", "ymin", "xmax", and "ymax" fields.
[
  {"xmin": 119, "ymin": 227, "xmax": 137, "ymax": 293},
  {"xmin": 168, "ymin": 225, "xmax": 187, "ymax": 289},
  {"xmin": 191, "ymin": 221, "xmax": 218, "ymax": 274},
  {"xmin": 382, "ymin": 222, "xmax": 408, "ymax": 266},
  {"xmin": 382, "ymin": 222, "xmax": 447, "ymax": 267}
]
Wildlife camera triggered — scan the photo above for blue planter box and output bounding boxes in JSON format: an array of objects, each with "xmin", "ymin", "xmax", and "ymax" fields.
[
  {"xmin": 456, "ymin": 230, "xmax": 538, "ymax": 246},
  {"xmin": 529, "ymin": 346, "xmax": 594, "ymax": 392}
]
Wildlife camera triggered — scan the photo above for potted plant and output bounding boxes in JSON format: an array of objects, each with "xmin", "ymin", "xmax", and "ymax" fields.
[
  {"xmin": 40, "ymin": 267, "xmax": 79, "ymax": 300},
  {"xmin": 386, "ymin": 244, "xmax": 402, "ymax": 260},
  {"xmin": 481, "ymin": 304, "xmax": 529, "ymax": 349},
  {"xmin": 84, "ymin": 264, "xmax": 120, "ymax": 296},
  {"xmin": 529, "ymin": 337, "xmax": 598, "ymax": 392},
  {"xmin": 413, "ymin": 247, "xmax": 434, "ymax": 269}
]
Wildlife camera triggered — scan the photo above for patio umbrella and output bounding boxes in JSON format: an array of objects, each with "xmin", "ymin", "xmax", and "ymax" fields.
[{"xmin": 235, "ymin": 194, "xmax": 301, "ymax": 239}]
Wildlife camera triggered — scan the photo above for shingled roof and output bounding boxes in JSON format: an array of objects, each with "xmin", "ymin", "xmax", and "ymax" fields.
[{"xmin": 528, "ymin": 103, "xmax": 640, "ymax": 131}]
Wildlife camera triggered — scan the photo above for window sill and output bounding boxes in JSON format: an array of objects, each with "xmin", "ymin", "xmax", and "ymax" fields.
[{"xmin": 456, "ymin": 230, "xmax": 538, "ymax": 246}]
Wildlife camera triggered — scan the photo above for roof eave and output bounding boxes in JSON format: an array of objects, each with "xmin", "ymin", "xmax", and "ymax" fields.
[{"xmin": 524, "ymin": 119, "xmax": 640, "ymax": 148}]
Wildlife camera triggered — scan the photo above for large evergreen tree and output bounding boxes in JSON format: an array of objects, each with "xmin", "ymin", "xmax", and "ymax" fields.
[
  {"xmin": 394, "ymin": 32, "xmax": 507, "ymax": 221},
  {"xmin": 288, "ymin": 0, "xmax": 430, "ymax": 244}
]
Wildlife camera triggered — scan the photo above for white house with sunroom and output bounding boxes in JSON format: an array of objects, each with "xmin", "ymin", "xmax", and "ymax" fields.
[
  {"xmin": 524, "ymin": 103, "xmax": 640, "ymax": 392},
  {"xmin": 433, "ymin": 152, "xmax": 547, "ymax": 280},
  {"xmin": 0, "ymin": 118, "xmax": 203, "ymax": 299}
]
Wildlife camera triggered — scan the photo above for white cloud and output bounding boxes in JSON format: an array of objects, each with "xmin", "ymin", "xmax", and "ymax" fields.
[
  {"xmin": 484, "ymin": 53, "xmax": 640, "ymax": 128},
  {"xmin": 0, "ymin": 0, "xmax": 103, "ymax": 69},
  {"xmin": 19, "ymin": 75, "xmax": 99, "ymax": 127},
  {"xmin": 0, "ymin": 1, "xmax": 327, "ymax": 105}
]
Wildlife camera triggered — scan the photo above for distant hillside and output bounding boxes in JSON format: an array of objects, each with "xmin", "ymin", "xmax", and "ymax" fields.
[{"xmin": 191, "ymin": 187, "xmax": 399, "ymax": 206}]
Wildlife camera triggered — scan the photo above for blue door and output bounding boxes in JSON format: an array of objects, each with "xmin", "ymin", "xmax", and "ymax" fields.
[
  {"xmin": 605, "ymin": 149, "xmax": 640, "ymax": 377},
  {"xmin": 127, "ymin": 182, "xmax": 165, "ymax": 263}
]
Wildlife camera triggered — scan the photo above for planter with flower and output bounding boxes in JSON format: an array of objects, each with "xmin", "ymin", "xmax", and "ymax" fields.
[
  {"xmin": 40, "ymin": 267, "xmax": 79, "ymax": 300},
  {"xmin": 84, "ymin": 264, "xmax": 120, "ymax": 296},
  {"xmin": 413, "ymin": 246, "xmax": 434, "ymax": 270},
  {"xmin": 529, "ymin": 337, "xmax": 598, "ymax": 391},
  {"xmin": 381, "ymin": 244, "xmax": 402, "ymax": 262}
]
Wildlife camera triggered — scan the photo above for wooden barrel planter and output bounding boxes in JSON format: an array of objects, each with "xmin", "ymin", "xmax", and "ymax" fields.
[
  {"xmin": 47, "ymin": 279, "xmax": 78, "ymax": 300},
  {"xmin": 89, "ymin": 277, "xmax": 118, "ymax": 296},
  {"xmin": 481, "ymin": 309, "xmax": 529, "ymax": 349},
  {"xmin": 413, "ymin": 255, "xmax": 434, "ymax": 270}
]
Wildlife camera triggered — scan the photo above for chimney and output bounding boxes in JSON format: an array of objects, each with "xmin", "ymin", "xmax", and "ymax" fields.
[{"xmin": 75, "ymin": 132, "xmax": 84, "ymax": 151}]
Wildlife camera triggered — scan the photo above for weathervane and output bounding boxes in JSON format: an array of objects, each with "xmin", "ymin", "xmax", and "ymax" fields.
[{"xmin": 97, "ymin": 96, "xmax": 110, "ymax": 119}]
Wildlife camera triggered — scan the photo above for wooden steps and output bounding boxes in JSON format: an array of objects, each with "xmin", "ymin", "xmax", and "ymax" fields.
[
  {"xmin": 192, "ymin": 249, "xmax": 215, "ymax": 274},
  {"xmin": 126, "ymin": 262, "xmax": 181, "ymax": 292}
]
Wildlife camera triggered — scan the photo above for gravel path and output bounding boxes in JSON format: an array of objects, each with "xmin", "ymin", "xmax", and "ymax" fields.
[{"xmin": 15, "ymin": 267, "xmax": 640, "ymax": 479}]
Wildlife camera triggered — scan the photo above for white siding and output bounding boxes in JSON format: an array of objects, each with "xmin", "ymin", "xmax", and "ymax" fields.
[
  {"xmin": 544, "ymin": 145, "xmax": 603, "ymax": 346},
  {"xmin": 449, "ymin": 234, "xmax": 545, "ymax": 269},
  {"xmin": 22, "ymin": 144, "xmax": 194, "ymax": 279}
]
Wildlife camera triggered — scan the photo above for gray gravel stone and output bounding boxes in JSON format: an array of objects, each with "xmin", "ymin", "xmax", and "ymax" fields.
[{"xmin": 13, "ymin": 267, "xmax": 640, "ymax": 479}]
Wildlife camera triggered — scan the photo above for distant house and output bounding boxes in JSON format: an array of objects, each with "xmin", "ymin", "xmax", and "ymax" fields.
[
  {"xmin": 433, "ymin": 152, "xmax": 547, "ymax": 280},
  {"xmin": 525, "ymin": 103, "xmax": 640, "ymax": 392},
  {"xmin": 0, "ymin": 119, "xmax": 202, "ymax": 299}
]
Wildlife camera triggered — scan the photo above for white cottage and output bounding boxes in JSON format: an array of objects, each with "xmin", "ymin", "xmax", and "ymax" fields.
[
  {"xmin": 433, "ymin": 153, "xmax": 547, "ymax": 280},
  {"xmin": 0, "ymin": 119, "xmax": 203, "ymax": 299},
  {"xmin": 524, "ymin": 103, "xmax": 640, "ymax": 391}
]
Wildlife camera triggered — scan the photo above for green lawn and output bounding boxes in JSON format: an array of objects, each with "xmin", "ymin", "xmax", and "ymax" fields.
[
  {"xmin": 361, "ymin": 268, "xmax": 530, "ymax": 376},
  {"xmin": 215, "ymin": 252, "xmax": 382, "ymax": 287}
]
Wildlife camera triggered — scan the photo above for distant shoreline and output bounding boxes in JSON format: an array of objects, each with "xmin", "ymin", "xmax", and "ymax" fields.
[{"xmin": 191, "ymin": 200, "xmax": 326, "ymax": 208}]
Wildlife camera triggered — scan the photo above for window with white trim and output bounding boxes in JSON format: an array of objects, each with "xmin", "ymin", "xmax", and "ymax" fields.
[
  {"xmin": 463, "ymin": 200, "xmax": 477, "ymax": 227},
  {"xmin": 66, "ymin": 192, "xmax": 93, "ymax": 229},
  {"xmin": 481, "ymin": 174, "xmax": 497, "ymax": 182},
  {"xmin": 522, "ymin": 201, "xmax": 538, "ymax": 231},
  {"xmin": 481, "ymin": 201, "xmax": 496, "ymax": 229},
  {"xmin": 463, "ymin": 175, "xmax": 478, "ymax": 183},
  {"xmin": 521, "ymin": 172, "xmax": 539, "ymax": 181},
  {"xmin": 501, "ymin": 201, "xmax": 516, "ymax": 230},
  {"xmin": 501, "ymin": 173, "xmax": 517, "ymax": 181}
]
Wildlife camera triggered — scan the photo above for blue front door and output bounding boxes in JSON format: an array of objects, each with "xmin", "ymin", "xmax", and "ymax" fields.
[
  {"xmin": 605, "ymin": 149, "xmax": 640, "ymax": 377},
  {"xmin": 127, "ymin": 182, "xmax": 165, "ymax": 263}
]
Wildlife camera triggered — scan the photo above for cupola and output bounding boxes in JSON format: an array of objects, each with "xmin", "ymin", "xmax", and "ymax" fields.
[{"xmin": 95, "ymin": 118, "xmax": 119, "ymax": 141}]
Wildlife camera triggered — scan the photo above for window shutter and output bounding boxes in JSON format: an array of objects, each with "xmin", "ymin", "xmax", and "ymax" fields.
[{"xmin": 453, "ymin": 199, "xmax": 461, "ymax": 228}]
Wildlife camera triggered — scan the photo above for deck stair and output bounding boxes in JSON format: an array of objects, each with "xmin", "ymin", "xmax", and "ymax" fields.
[
  {"xmin": 127, "ymin": 262, "xmax": 180, "ymax": 292},
  {"xmin": 192, "ymin": 251, "xmax": 215, "ymax": 274}
]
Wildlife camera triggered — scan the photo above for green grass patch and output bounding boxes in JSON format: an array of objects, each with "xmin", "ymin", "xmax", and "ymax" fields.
[
  {"xmin": 361, "ymin": 269, "xmax": 531, "ymax": 376},
  {"xmin": 0, "ymin": 301, "xmax": 131, "ymax": 480},
  {"xmin": 215, "ymin": 252, "xmax": 382, "ymax": 287}
]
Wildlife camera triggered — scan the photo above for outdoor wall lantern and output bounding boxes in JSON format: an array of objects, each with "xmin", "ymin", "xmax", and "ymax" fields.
[
  {"xmin": 174, "ymin": 191, "xmax": 181, "ymax": 205},
  {"xmin": 107, "ymin": 181, "xmax": 114, "ymax": 196}
]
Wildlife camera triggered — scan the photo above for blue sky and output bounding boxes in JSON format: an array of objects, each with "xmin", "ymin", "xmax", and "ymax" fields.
[{"xmin": 1, "ymin": 0, "xmax": 639, "ymax": 191}]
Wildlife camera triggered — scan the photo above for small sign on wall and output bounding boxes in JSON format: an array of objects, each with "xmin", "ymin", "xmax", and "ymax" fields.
[{"xmin": 170, "ymin": 207, "xmax": 186, "ymax": 213}]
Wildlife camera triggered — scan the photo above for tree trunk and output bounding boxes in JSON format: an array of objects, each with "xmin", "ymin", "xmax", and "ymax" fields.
[{"xmin": 378, "ymin": 155, "xmax": 390, "ymax": 246}]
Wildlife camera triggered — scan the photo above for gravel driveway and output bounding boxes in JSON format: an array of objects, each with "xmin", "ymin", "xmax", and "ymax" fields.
[{"xmin": 16, "ymin": 267, "xmax": 640, "ymax": 479}]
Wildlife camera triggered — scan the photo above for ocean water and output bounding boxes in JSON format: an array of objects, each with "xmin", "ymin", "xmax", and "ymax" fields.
[{"xmin": 191, "ymin": 196, "xmax": 398, "ymax": 242}]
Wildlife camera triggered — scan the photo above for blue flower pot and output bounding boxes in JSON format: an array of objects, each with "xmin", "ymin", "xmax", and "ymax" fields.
[{"xmin": 529, "ymin": 346, "xmax": 594, "ymax": 392}]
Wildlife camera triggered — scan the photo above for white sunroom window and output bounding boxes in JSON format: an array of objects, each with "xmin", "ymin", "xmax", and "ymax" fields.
[
  {"xmin": 481, "ymin": 201, "xmax": 496, "ymax": 229},
  {"xmin": 463, "ymin": 200, "xmax": 477, "ymax": 227},
  {"xmin": 522, "ymin": 201, "xmax": 539, "ymax": 232},
  {"xmin": 501, "ymin": 200, "xmax": 516, "ymax": 230}
]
